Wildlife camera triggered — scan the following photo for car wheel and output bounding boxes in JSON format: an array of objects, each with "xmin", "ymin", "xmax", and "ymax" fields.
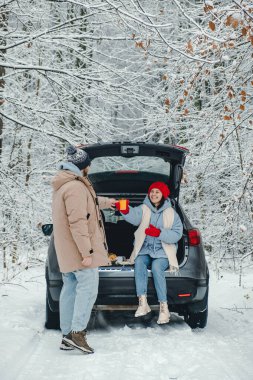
[
  {"xmin": 45, "ymin": 291, "xmax": 60, "ymax": 329},
  {"xmin": 184, "ymin": 307, "xmax": 208, "ymax": 329},
  {"xmin": 184, "ymin": 288, "xmax": 208, "ymax": 329}
]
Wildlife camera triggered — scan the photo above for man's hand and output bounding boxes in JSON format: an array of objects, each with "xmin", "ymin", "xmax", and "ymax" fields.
[
  {"xmin": 81, "ymin": 256, "xmax": 92, "ymax": 267},
  {"xmin": 108, "ymin": 198, "xmax": 117, "ymax": 210}
]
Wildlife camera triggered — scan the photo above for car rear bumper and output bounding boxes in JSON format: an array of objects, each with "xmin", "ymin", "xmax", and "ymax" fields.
[
  {"xmin": 96, "ymin": 274, "xmax": 207, "ymax": 306},
  {"xmin": 46, "ymin": 268, "xmax": 208, "ymax": 312}
]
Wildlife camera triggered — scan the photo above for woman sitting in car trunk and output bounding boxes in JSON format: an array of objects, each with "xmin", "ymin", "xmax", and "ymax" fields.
[{"xmin": 115, "ymin": 182, "xmax": 183, "ymax": 324}]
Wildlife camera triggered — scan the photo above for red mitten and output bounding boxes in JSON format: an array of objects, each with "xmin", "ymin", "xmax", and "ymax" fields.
[
  {"xmin": 115, "ymin": 199, "xmax": 130, "ymax": 214},
  {"xmin": 145, "ymin": 224, "xmax": 161, "ymax": 237}
]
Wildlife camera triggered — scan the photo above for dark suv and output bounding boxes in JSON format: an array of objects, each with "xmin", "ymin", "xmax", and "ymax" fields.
[{"xmin": 43, "ymin": 142, "xmax": 209, "ymax": 329}]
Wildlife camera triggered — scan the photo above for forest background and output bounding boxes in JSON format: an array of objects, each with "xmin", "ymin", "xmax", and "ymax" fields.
[{"xmin": 0, "ymin": 0, "xmax": 252, "ymax": 280}]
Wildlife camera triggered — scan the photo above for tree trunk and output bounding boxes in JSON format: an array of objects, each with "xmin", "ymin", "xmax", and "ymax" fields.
[{"xmin": 0, "ymin": 7, "xmax": 7, "ymax": 158}]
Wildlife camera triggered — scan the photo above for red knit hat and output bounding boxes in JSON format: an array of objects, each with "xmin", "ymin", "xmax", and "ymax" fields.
[{"xmin": 148, "ymin": 182, "xmax": 170, "ymax": 199}]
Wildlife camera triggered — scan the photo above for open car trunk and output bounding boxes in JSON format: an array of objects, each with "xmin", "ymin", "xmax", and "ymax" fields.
[
  {"xmin": 103, "ymin": 217, "xmax": 186, "ymax": 266},
  {"xmin": 84, "ymin": 142, "xmax": 189, "ymax": 268},
  {"xmin": 85, "ymin": 142, "xmax": 188, "ymax": 199}
]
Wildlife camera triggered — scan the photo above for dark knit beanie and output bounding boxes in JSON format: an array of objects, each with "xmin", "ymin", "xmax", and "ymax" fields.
[
  {"xmin": 148, "ymin": 181, "xmax": 170, "ymax": 199},
  {"xmin": 66, "ymin": 145, "xmax": 91, "ymax": 170}
]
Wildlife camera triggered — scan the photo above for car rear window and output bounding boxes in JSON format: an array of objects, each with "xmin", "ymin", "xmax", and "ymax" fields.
[{"xmin": 89, "ymin": 156, "xmax": 170, "ymax": 176}]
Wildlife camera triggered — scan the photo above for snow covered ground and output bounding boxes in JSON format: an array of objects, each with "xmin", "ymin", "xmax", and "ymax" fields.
[{"xmin": 0, "ymin": 264, "xmax": 253, "ymax": 380}]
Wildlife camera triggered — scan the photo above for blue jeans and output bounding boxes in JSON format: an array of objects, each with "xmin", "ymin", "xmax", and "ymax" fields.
[
  {"xmin": 135, "ymin": 255, "xmax": 169, "ymax": 302},
  {"xmin": 60, "ymin": 268, "xmax": 98, "ymax": 335}
]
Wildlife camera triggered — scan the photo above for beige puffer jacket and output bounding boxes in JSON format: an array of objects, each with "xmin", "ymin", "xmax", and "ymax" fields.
[{"xmin": 51, "ymin": 170, "xmax": 111, "ymax": 273}]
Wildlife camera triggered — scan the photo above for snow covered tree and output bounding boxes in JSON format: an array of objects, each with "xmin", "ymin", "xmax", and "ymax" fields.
[{"xmin": 0, "ymin": 0, "xmax": 252, "ymax": 278}]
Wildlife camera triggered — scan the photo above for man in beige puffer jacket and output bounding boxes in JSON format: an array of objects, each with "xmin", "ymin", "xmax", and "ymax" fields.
[{"xmin": 51, "ymin": 145, "xmax": 116, "ymax": 354}]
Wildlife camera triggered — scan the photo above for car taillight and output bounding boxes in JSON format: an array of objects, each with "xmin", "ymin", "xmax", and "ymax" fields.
[
  {"xmin": 188, "ymin": 229, "xmax": 201, "ymax": 246},
  {"xmin": 172, "ymin": 145, "xmax": 189, "ymax": 152},
  {"xmin": 178, "ymin": 293, "xmax": 191, "ymax": 297}
]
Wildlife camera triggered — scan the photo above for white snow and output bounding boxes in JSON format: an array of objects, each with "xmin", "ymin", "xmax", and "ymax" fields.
[
  {"xmin": 231, "ymin": 12, "xmax": 243, "ymax": 21},
  {"xmin": 1, "ymin": 265, "xmax": 253, "ymax": 380},
  {"xmin": 239, "ymin": 225, "xmax": 247, "ymax": 232}
]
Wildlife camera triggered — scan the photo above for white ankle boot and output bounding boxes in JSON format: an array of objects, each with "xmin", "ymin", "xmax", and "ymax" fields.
[
  {"xmin": 157, "ymin": 302, "xmax": 170, "ymax": 324},
  {"xmin": 135, "ymin": 295, "xmax": 151, "ymax": 317}
]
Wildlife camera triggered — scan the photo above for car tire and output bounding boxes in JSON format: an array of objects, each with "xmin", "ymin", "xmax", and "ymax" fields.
[
  {"xmin": 184, "ymin": 288, "xmax": 208, "ymax": 329},
  {"xmin": 184, "ymin": 307, "xmax": 208, "ymax": 329},
  {"xmin": 45, "ymin": 291, "xmax": 60, "ymax": 330}
]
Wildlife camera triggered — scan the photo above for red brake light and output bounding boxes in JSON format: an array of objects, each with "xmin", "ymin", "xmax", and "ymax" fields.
[
  {"xmin": 178, "ymin": 293, "xmax": 191, "ymax": 298},
  {"xmin": 188, "ymin": 229, "xmax": 201, "ymax": 246},
  {"xmin": 173, "ymin": 145, "xmax": 189, "ymax": 151}
]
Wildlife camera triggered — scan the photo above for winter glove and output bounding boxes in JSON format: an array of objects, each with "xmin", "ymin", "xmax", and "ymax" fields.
[
  {"xmin": 145, "ymin": 224, "xmax": 161, "ymax": 237},
  {"xmin": 115, "ymin": 199, "xmax": 130, "ymax": 214}
]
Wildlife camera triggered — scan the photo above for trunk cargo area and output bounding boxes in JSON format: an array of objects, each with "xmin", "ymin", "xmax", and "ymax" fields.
[{"xmin": 104, "ymin": 219, "xmax": 186, "ymax": 266}]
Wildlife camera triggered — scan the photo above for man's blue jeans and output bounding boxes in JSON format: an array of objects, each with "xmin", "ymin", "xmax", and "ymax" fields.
[
  {"xmin": 134, "ymin": 255, "xmax": 169, "ymax": 302},
  {"xmin": 60, "ymin": 268, "xmax": 98, "ymax": 335}
]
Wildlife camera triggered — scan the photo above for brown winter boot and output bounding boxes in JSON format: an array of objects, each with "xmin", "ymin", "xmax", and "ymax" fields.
[
  {"xmin": 135, "ymin": 295, "xmax": 151, "ymax": 317},
  {"xmin": 60, "ymin": 335, "xmax": 75, "ymax": 351},
  {"xmin": 63, "ymin": 330, "xmax": 94, "ymax": 354},
  {"xmin": 157, "ymin": 302, "xmax": 170, "ymax": 324}
]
